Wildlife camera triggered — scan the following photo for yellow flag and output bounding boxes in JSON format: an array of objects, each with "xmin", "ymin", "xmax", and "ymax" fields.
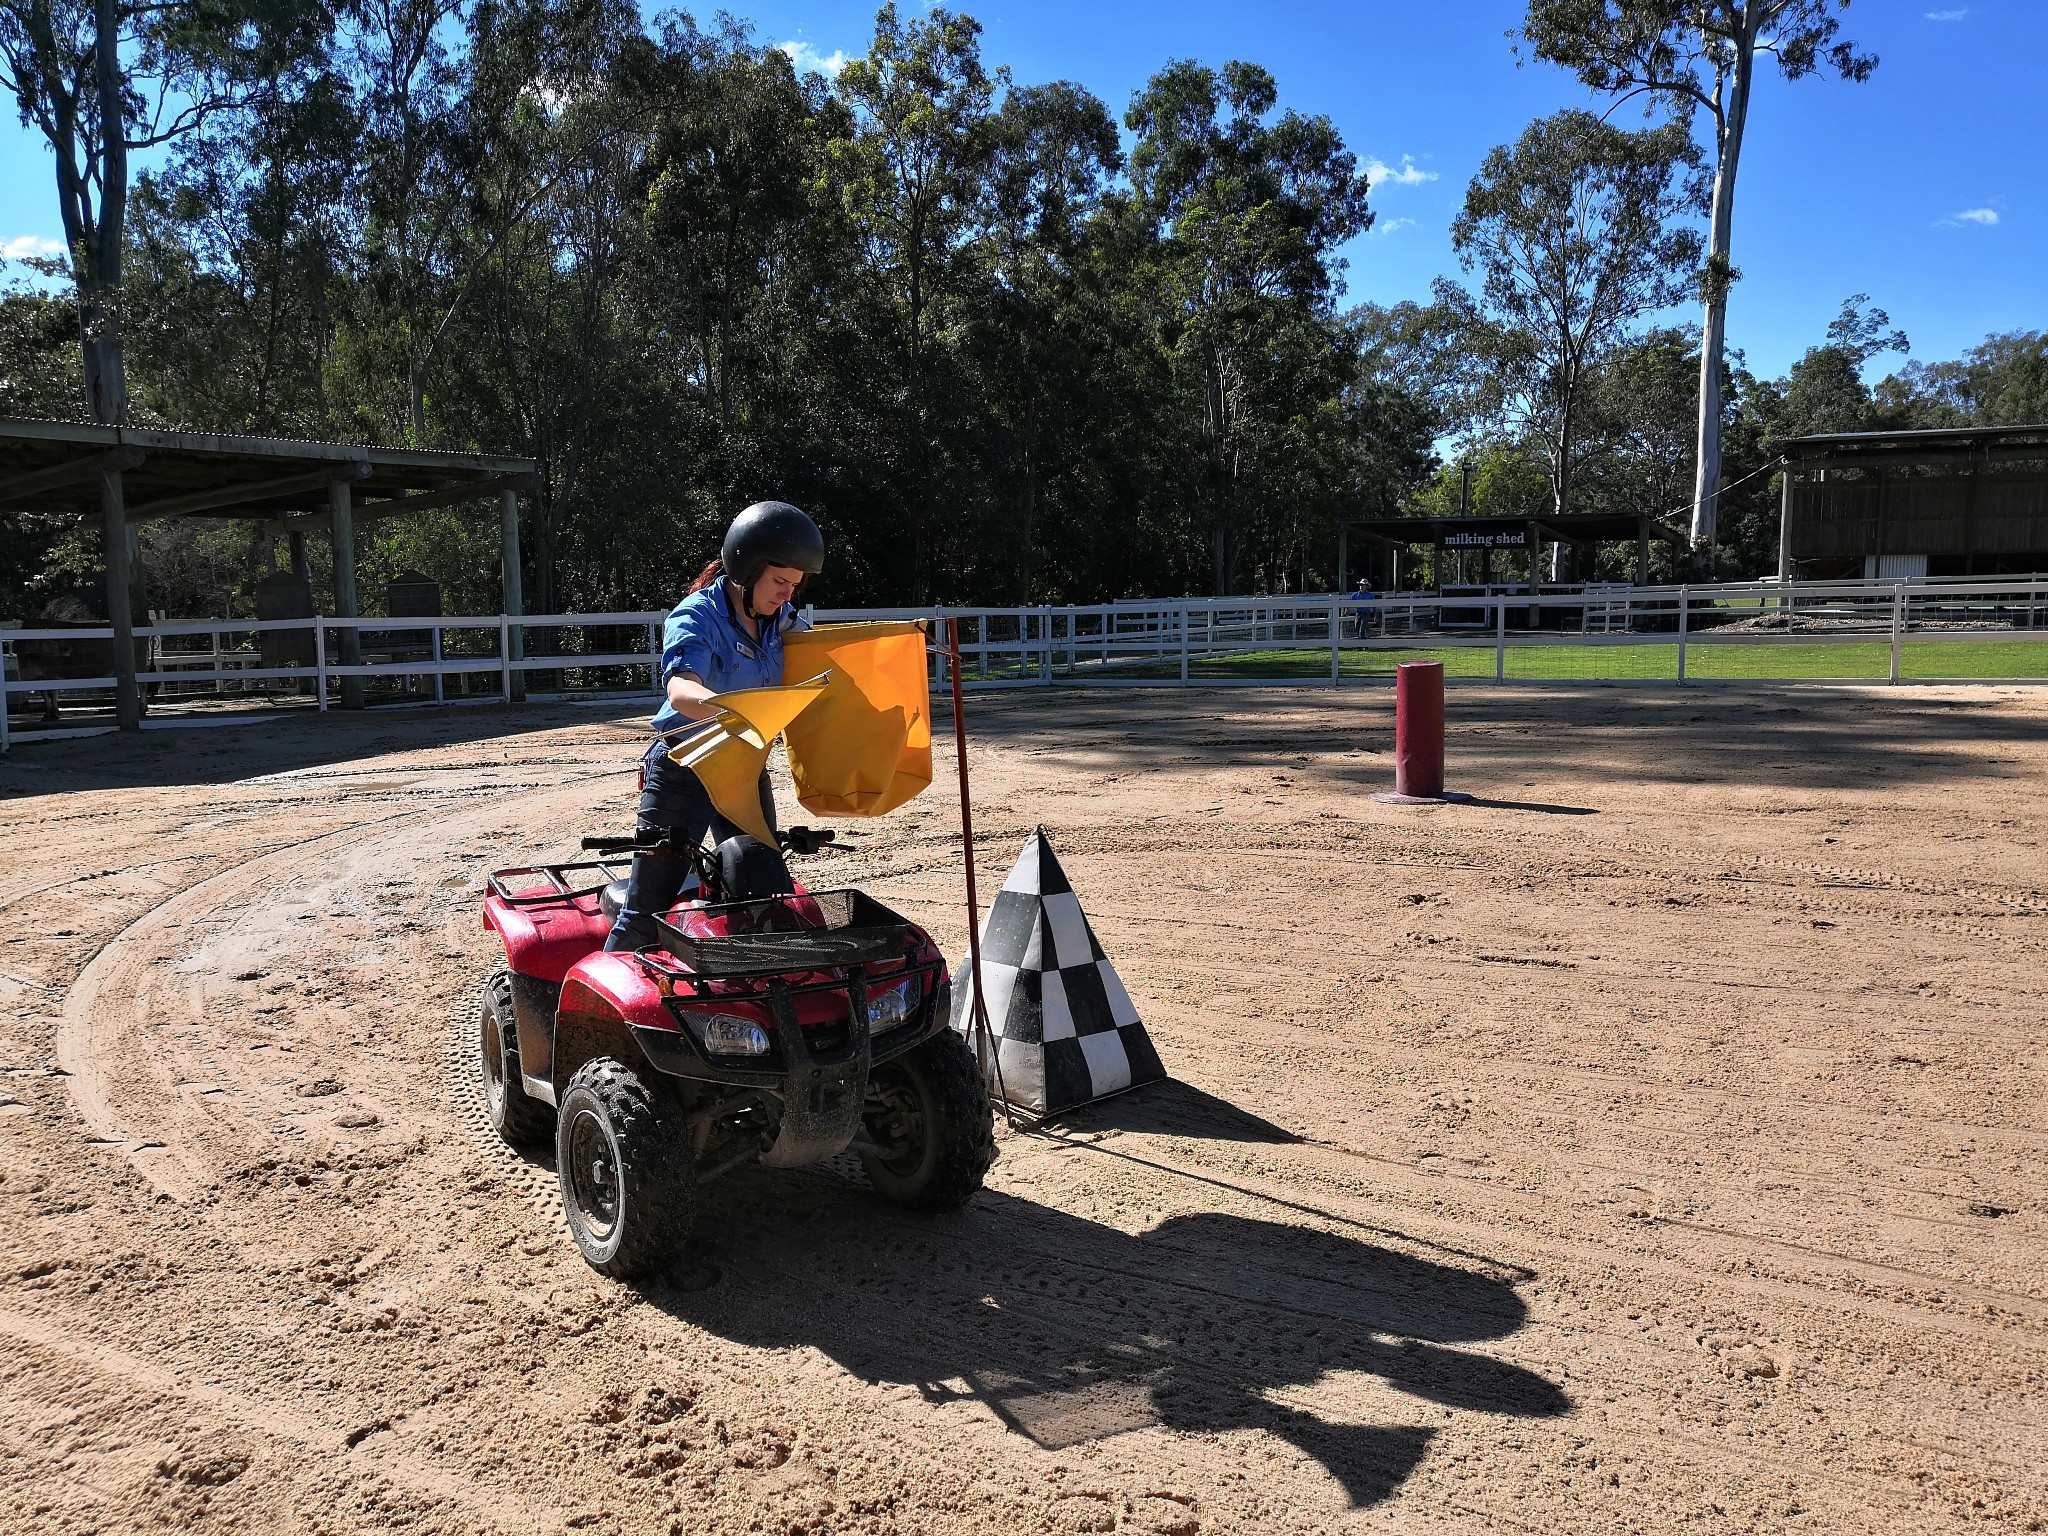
[
  {"xmin": 665, "ymin": 673, "xmax": 832, "ymax": 845},
  {"xmin": 780, "ymin": 621, "xmax": 933, "ymax": 818}
]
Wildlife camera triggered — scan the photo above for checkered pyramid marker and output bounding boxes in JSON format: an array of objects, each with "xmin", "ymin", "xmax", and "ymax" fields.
[{"xmin": 952, "ymin": 826, "xmax": 1166, "ymax": 1117}]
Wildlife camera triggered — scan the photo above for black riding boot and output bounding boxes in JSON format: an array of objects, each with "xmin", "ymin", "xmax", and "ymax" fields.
[{"xmin": 603, "ymin": 849, "xmax": 690, "ymax": 952}]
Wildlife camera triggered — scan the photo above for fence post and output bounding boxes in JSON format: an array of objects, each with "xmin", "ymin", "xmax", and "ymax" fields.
[
  {"xmin": 499, "ymin": 615, "xmax": 512, "ymax": 702},
  {"xmin": 431, "ymin": 622, "xmax": 445, "ymax": 705},
  {"xmin": 1329, "ymin": 597, "xmax": 1341, "ymax": 686},
  {"xmin": 1495, "ymin": 595, "xmax": 1506, "ymax": 681},
  {"xmin": 314, "ymin": 617, "xmax": 329, "ymax": 711},
  {"xmin": 1, "ymin": 669, "xmax": 10, "ymax": 755},
  {"xmin": 1179, "ymin": 602, "xmax": 1190, "ymax": 685},
  {"xmin": 648, "ymin": 621, "xmax": 663, "ymax": 693},
  {"xmin": 1041, "ymin": 606, "xmax": 1052, "ymax": 685},
  {"xmin": 1889, "ymin": 583, "xmax": 1905, "ymax": 684},
  {"xmin": 1677, "ymin": 585, "xmax": 1690, "ymax": 683}
]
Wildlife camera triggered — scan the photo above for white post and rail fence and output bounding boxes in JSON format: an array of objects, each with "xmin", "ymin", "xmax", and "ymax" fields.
[{"xmin": 4, "ymin": 576, "xmax": 2046, "ymax": 752}]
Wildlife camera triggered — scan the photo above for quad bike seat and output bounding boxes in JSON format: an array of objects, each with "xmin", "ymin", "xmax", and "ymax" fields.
[{"xmin": 596, "ymin": 836, "xmax": 792, "ymax": 928}]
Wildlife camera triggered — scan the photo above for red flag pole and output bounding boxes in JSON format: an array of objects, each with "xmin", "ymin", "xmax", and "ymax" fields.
[{"xmin": 944, "ymin": 617, "xmax": 1014, "ymax": 1124}]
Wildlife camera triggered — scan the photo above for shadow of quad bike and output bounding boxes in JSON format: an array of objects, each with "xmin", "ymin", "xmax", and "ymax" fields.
[{"xmin": 654, "ymin": 1179, "xmax": 1568, "ymax": 1511}]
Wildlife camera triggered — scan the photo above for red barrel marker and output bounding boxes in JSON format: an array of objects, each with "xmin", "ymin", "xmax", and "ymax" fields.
[{"xmin": 1373, "ymin": 661, "xmax": 1472, "ymax": 805}]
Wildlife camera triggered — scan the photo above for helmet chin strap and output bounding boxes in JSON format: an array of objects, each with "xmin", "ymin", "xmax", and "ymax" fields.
[{"xmin": 727, "ymin": 573, "xmax": 765, "ymax": 623}]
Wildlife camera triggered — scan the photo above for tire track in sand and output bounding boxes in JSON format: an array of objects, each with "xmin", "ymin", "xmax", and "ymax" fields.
[
  {"xmin": 55, "ymin": 770, "xmax": 624, "ymax": 1201},
  {"xmin": 0, "ymin": 1302, "xmax": 564, "ymax": 1534}
]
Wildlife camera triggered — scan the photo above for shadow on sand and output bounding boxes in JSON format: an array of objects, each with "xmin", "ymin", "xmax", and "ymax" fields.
[
  {"xmin": 657, "ymin": 1172, "xmax": 1567, "ymax": 1510},
  {"xmin": 1461, "ymin": 796, "xmax": 1599, "ymax": 816},
  {"xmin": 1046, "ymin": 1076, "xmax": 1303, "ymax": 1143}
]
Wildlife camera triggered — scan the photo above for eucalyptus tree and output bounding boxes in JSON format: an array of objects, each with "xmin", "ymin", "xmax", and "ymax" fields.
[
  {"xmin": 832, "ymin": 3, "xmax": 1002, "ymax": 600},
  {"xmin": 636, "ymin": 20, "xmax": 825, "ymax": 451},
  {"xmin": 125, "ymin": 35, "xmax": 360, "ymax": 434},
  {"xmin": 456, "ymin": 0, "xmax": 659, "ymax": 616},
  {"xmin": 0, "ymin": 0, "xmax": 327, "ymax": 422},
  {"xmin": 974, "ymin": 79, "xmax": 1121, "ymax": 599},
  {"xmin": 1125, "ymin": 59, "xmax": 1371, "ymax": 593},
  {"xmin": 1520, "ymin": 0, "xmax": 1876, "ymax": 549},
  {"xmin": 1448, "ymin": 109, "xmax": 1703, "ymax": 521},
  {"xmin": 344, "ymin": 0, "xmax": 474, "ymax": 442},
  {"xmin": 1884, "ymin": 332, "xmax": 2048, "ymax": 430}
]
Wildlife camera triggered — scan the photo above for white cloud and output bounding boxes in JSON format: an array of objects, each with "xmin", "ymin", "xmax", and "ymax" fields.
[
  {"xmin": 2, "ymin": 235, "xmax": 64, "ymax": 262},
  {"xmin": 1925, "ymin": 9, "xmax": 1966, "ymax": 20},
  {"xmin": 1362, "ymin": 155, "xmax": 1437, "ymax": 189},
  {"xmin": 1957, "ymin": 207, "xmax": 1998, "ymax": 224},
  {"xmin": 778, "ymin": 40, "xmax": 850, "ymax": 77},
  {"xmin": 1374, "ymin": 217, "xmax": 1419, "ymax": 237}
]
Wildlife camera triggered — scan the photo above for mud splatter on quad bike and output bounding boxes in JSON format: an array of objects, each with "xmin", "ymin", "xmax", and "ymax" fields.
[{"xmin": 477, "ymin": 826, "xmax": 995, "ymax": 1278}]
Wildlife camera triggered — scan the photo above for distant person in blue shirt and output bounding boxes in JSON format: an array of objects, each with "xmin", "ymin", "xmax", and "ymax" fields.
[
  {"xmin": 1349, "ymin": 579, "xmax": 1376, "ymax": 638},
  {"xmin": 605, "ymin": 502, "xmax": 822, "ymax": 951}
]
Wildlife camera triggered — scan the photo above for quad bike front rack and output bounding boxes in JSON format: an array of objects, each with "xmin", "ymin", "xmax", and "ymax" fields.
[{"xmin": 649, "ymin": 887, "xmax": 913, "ymax": 977}]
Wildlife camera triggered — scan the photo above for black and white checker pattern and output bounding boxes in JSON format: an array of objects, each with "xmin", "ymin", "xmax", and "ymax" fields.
[{"xmin": 952, "ymin": 827, "xmax": 1166, "ymax": 1116}]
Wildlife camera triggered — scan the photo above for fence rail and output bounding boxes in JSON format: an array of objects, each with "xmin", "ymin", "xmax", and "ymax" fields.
[{"xmin": 5, "ymin": 577, "xmax": 2046, "ymax": 750}]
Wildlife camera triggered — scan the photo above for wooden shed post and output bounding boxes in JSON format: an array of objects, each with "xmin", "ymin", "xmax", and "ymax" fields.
[
  {"xmin": 289, "ymin": 530, "xmax": 311, "ymax": 583},
  {"xmin": 1776, "ymin": 465, "xmax": 1793, "ymax": 598},
  {"xmin": 330, "ymin": 476, "xmax": 364, "ymax": 710},
  {"xmin": 1637, "ymin": 517, "xmax": 1651, "ymax": 586},
  {"xmin": 101, "ymin": 463, "xmax": 141, "ymax": 732},
  {"xmin": 500, "ymin": 487, "xmax": 526, "ymax": 703}
]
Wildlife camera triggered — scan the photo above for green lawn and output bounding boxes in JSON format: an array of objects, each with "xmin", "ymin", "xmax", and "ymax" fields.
[{"xmin": 1066, "ymin": 637, "xmax": 2048, "ymax": 683}]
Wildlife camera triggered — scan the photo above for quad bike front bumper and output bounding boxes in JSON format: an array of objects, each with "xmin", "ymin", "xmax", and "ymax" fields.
[{"xmin": 630, "ymin": 970, "xmax": 951, "ymax": 1167}]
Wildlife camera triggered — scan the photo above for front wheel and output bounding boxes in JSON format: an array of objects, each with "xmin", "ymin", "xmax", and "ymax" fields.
[
  {"xmin": 859, "ymin": 1030, "xmax": 996, "ymax": 1211},
  {"xmin": 556, "ymin": 1058, "xmax": 695, "ymax": 1278}
]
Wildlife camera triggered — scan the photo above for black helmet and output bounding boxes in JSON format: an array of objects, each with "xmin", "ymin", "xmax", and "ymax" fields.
[{"xmin": 722, "ymin": 501, "xmax": 824, "ymax": 590}]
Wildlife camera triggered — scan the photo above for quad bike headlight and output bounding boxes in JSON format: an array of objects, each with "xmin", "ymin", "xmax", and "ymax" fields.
[
  {"xmin": 866, "ymin": 977, "xmax": 919, "ymax": 1032},
  {"xmin": 681, "ymin": 1011, "xmax": 771, "ymax": 1057}
]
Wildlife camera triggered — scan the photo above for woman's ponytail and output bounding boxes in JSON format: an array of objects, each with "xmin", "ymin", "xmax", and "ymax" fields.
[{"xmin": 687, "ymin": 559, "xmax": 724, "ymax": 594}]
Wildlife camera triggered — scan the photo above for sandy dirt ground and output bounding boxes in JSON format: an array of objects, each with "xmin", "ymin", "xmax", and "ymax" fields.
[{"xmin": 0, "ymin": 682, "xmax": 2043, "ymax": 1535}]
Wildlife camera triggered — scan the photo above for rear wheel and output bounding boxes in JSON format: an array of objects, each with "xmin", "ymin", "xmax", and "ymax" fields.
[
  {"xmin": 556, "ymin": 1058, "xmax": 695, "ymax": 1278},
  {"xmin": 859, "ymin": 1030, "xmax": 995, "ymax": 1211},
  {"xmin": 478, "ymin": 971, "xmax": 553, "ymax": 1148}
]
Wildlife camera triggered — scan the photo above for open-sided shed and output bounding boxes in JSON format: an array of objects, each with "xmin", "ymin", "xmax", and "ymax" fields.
[
  {"xmin": 1778, "ymin": 424, "xmax": 2048, "ymax": 580},
  {"xmin": 1338, "ymin": 510, "xmax": 1688, "ymax": 592},
  {"xmin": 0, "ymin": 419, "xmax": 537, "ymax": 728}
]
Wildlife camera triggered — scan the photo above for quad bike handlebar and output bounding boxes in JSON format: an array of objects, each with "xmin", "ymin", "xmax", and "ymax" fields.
[{"xmin": 579, "ymin": 825, "xmax": 837, "ymax": 857}]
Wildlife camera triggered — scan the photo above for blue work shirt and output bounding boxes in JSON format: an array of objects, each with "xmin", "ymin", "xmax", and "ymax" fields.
[{"xmin": 649, "ymin": 583, "xmax": 809, "ymax": 734}]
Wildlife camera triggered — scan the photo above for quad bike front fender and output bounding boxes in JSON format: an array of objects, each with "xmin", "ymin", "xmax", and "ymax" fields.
[{"xmin": 553, "ymin": 953, "xmax": 677, "ymax": 1102}]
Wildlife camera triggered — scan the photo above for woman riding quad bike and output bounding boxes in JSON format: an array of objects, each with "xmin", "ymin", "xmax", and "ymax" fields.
[{"xmin": 476, "ymin": 503, "xmax": 995, "ymax": 1278}]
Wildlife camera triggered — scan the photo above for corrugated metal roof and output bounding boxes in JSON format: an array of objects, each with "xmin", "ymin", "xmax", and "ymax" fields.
[{"xmin": 0, "ymin": 417, "xmax": 536, "ymax": 522}]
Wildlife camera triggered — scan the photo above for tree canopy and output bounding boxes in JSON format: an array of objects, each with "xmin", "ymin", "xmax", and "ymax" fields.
[{"xmin": 0, "ymin": 0, "xmax": 2032, "ymax": 622}]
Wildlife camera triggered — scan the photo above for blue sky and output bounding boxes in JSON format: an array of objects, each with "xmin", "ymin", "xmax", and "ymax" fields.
[{"xmin": 2, "ymin": 1, "xmax": 2039, "ymax": 380}]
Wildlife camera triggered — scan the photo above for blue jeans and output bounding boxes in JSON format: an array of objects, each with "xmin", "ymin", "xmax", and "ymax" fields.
[{"xmin": 603, "ymin": 739, "xmax": 778, "ymax": 951}]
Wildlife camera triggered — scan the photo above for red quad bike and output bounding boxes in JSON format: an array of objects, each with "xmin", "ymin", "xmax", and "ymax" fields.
[{"xmin": 477, "ymin": 827, "xmax": 996, "ymax": 1278}]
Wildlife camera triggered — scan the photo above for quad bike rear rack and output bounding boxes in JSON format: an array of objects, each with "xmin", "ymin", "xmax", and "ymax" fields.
[{"xmin": 487, "ymin": 860, "xmax": 630, "ymax": 905}]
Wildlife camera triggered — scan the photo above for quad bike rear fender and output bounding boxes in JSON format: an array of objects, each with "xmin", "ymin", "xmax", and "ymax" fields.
[{"xmin": 483, "ymin": 888, "xmax": 612, "ymax": 985}]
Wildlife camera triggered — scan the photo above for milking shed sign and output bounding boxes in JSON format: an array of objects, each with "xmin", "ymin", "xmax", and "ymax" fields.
[{"xmin": 1442, "ymin": 528, "xmax": 1527, "ymax": 549}]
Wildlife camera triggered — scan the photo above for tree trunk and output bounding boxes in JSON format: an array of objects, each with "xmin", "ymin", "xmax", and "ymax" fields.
[
  {"xmin": 409, "ymin": 363, "xmax": 428, "ymax": 443},
  {"xmin": 1019, "ymin": 392, "xmax": 1038, "ymax": 604},
  {"xmin": 1691, "ymin": 36, "xmax": 1753, "ymax": 550},
  {"xmin": 82, "ymin": 0, "xmax": 129, "ymax": 424}
]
